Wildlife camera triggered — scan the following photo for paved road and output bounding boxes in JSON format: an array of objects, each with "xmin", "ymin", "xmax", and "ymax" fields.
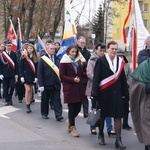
[{"xmin": 0, "ymin": 94, "xmax": 144, "ymax": 150}]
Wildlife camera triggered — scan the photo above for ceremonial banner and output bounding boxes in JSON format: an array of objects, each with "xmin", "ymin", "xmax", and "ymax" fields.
[{"xmin": 7, "ymin": 19, "xmax": 17, "ymax": 51}]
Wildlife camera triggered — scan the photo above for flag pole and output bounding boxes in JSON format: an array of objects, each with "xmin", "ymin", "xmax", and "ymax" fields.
[{"xmin": 132, "ymin": 0, "xmax": 137, "ymax": 70}]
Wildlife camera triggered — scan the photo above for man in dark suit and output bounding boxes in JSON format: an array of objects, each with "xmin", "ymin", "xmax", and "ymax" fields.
[
  {"xmin": 37, "ymin": 43, "xmax": 63, "ymax": 121},
  {"xmin": 77, "ymin": 36, "xmax": 91, "ymax": 118},
  {"xmin": 0, "ymin": 41, "xmax": 18, "ymax": 106}
]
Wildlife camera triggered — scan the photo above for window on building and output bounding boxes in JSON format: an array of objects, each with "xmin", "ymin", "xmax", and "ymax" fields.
[
  {"xmin": 143, "ymin": 4, "xmax": 148, "ymax": 11},
  {"xmin": 116, "ymin": 13, "xmax": 120, "ymax": 18},
  {"xmin": 143, "ymin": 20, "xmax": 148, "ymax": 28},
  {"xmin": 139, "ymin": 3, "xmax": 148, "ymax": 12}
]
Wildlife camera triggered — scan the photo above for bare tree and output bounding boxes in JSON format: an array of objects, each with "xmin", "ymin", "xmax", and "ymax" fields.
[
  {"xmin": 0, "ymin": 0, "xmax": 64, "ymax": 41},
  {"xmin": 25, "ymin": 0, "xmax": 36, "ymax": 40}
]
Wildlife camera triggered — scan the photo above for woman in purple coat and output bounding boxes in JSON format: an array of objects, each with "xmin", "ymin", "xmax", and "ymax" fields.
[{"xmin": 59, "ymin": 45, "xmax": 86, "ymax": 137}]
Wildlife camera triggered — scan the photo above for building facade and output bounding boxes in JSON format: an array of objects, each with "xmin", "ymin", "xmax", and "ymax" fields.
[{"xmin": 112, "ymin": 0, "xmax": 150, "ymax": 49}]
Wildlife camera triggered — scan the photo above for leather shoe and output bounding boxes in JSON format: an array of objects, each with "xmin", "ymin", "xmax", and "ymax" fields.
[
  {"xmin": 30, "ymin": 99, "xmax": 35, "ymax": 104},
  {"xmin": 5, "ymin": 102, "xmax": 9, "ymax": 106},
  {"xmin": 18, "ymin": 99, "xmax": 23, "ymax": 103},
  {"xmin": 9, "ymin": 101, "xmax": 13, "ymax": 106},
  {"xmin": 42, "ymin": 115, "xmax": 49, "ymax": 119},
  {"xmin": 90, "ymin": 129, "xmax": 97, "ymax": 135},
  {"xmin": 122, "ymin": 124, "xmax": 132, "ymax": 130},
  {"xmin": 98, "ymin": 135, "xmax": 106, "ymax": 145},
  {"xmin": 56, "ymin": 116, "xmax": 64, "ymax": 121},
  {"xmin": 108, "ymin": 130, "xmax": 116, "ymax": 137}
]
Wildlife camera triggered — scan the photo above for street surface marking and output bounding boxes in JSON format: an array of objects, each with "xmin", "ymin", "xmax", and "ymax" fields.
[{"xmin": 0, "ymin": 106, "xmax": 20, "ymax": 119}]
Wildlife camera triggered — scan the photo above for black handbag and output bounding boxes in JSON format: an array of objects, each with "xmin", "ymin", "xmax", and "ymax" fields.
[{"xmin": 86, "ymin": 109, "xmax": 101, "ymax": 127}]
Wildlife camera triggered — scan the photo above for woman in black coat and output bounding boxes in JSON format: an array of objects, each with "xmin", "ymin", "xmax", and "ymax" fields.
[
  {"xmin": 91, "ymin": 41, "xmax": 128, "ymax": 149},
  {"xmin": 20, "ymin": 44, "xmax": 38, "ymax": 113}
]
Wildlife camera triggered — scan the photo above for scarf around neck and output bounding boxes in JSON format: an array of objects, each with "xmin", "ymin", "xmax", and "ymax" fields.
[
  {"xmin": 60, "ymin": 54, "xmax": 79, "ymax": 74},
  {"xmin": 69, "ymin": 55, "xmax": 79, "ymax": 74},
  {"xmin": 105, "ymin": 53, "xmax": 117, "ymax": 73},
  {"xmin": 92, "ymin": 52, "xmax": 100, "ymax": 59}
]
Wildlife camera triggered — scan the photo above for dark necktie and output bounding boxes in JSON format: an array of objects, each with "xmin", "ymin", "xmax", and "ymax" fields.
[{"xmin": 51, "ymin": 56, "xmax": 53, "ymax": 62}]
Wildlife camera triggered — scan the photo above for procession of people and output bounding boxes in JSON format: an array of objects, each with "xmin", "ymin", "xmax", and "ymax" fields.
[{"xmin": 0, "ymin": 35, "xmax": 150, "ymax": 150}]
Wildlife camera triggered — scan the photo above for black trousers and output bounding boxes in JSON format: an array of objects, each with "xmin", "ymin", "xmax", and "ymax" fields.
[
  {"xmin": 3, "ymin": 77, "xmax": 15, "ymax": 103},
  {"xmin": 82, "ymin": 83, "xmax": 89, "ymax": 115},
  {"xmin": 123, "ymin": 95, "xmax": 130, "ymax": 125},
  {"xmin": 17, "ymin": 78, "xmax": 25, "ymax": 100},
  {"xmin": 68, "ymin": 102, "xmax": 81, "ymax": 126},
  {"xmin": 41, "ymin": 88, "xmax": 62, "ymax": 118}
]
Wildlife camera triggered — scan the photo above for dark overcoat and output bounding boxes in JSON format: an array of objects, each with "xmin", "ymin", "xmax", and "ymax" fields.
[
  {"xmin": 130, "ymin": 79, "xmax": 150, "ymax": 145},
  {"xmin": 77, "ymin": 45, "xmax": 91, "ymax": 84},
  {"xmin": 0, "ymin": 51, "xmax": 18, "ymax": 77},
  {"xmin": 59, "ymin": 62, "xmax": 86, "ymax": 104},
  {"xmin": 37, "ymin": 54, "xmax": 61, "ymax": 90},
  {"xmin": 137, "ymin": 48, "xmax": 150, "ymax": 65},
  {"xmin": 20, "ymin": 57, "xmax": 37, "ymax": 84},
  {"xmin": 91, "ymin": 55, "xmax": 129, "ymax": 118}
]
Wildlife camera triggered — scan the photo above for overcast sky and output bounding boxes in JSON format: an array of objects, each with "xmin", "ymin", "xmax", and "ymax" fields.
[{"xmin": 71, "ymin": 0, "xmax": 101, "ymax": 25}]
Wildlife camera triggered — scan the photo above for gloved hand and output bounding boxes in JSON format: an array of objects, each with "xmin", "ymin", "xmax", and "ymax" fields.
[
  {"xmin": 33, "ymin": 78, "xmax": 38, "ymax": 83},
  {"xmin": 15, "ymin": 75, "xmax": 18, "ymax": 82},
  {"xmin": 0, "ymin": 75, "xmax": 4, "ymax": 80},
  {"xmin": 39, "ymin": 86, "xmax": 44, "ymax": 92},
  {"xmin": 20, "ymin": 77, "xmax": 25, "ymax": 83},
  {"xmin": 122, "ymin": 96, "xmax": 125, "ymax": 99}
]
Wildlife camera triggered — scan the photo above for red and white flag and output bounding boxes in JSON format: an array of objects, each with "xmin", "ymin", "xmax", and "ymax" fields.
[
  {"xmin": 123, "ymin": 0, "xmax": 149, "ymax": 70},
  {"xmin": 7, "ymin": 19, "xmax": 17, "ymax": 51}
]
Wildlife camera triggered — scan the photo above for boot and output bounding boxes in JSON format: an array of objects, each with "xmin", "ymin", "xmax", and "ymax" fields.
[
  {"xmin": 98, "ymin": 134, "xmax": 106, "ymax": 145},
  {"xmin": 115, "ymin": 137, "xmax": 126, "ymax": 150},
  {"xmin": 122, "ymin": 115, "xmax": 132, "ymax": 130},
  {"xmin": 145, "ymin": 145, "xmax": 150, "ymax": 150},
  {"xmin": 70, "ymin": 126, "xmax": 79, "ymax": 137},
  {"xmin": 122, "ymin": 124, "xmax": 132, "ymax": 130},
  {"xmin": 26, "ymin": 104, "xmax": 32, "ymax": 113},
  {"xmin": 65, "ymin": 119, "xmax": 71, "ymax": 132}
]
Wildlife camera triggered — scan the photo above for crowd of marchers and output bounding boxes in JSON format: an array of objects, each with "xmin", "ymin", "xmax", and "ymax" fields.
[{"xmin": 0, "ymin": 35, "xmax": 150, "ymax": 150}]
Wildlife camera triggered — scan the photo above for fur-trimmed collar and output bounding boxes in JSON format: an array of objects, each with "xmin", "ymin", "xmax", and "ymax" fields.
[{"xmin": 60, "ymin": 54, "xmax": 79, "ymax": 63}]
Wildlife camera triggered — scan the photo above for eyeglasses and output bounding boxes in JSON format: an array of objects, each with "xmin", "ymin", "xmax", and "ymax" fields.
[
  {"xmin": 110, "ymin": 48, "xmax": 117, "ymax": 51},
  {"xmin": 80, "ymin": 42, "xmax": 86, "ymax": 44}
]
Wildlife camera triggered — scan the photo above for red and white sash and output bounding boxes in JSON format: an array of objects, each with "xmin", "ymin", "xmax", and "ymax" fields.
[
  {"xmin": 2, "ymin": 51, "xmax": 15, "ymax": 69},
  {"xmin": 25, "ymin": 58, "xmax": 35, "ymax": 74},
  {"xmin": 99, "ymin": 58, "xmax": 125, "ymax": 90}
]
